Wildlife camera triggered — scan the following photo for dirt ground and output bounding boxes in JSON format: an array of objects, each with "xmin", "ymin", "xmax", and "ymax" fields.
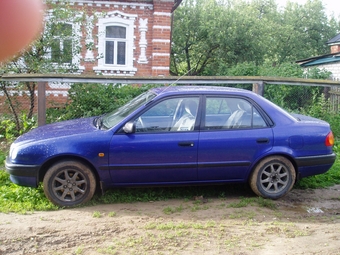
[{"xmin": 0, "ymin": 185, "xmax": 340, "ymax": 255}]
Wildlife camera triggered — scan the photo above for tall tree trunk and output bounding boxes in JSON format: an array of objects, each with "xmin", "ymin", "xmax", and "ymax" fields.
[{"xmin": 26, "ymin": 81, "xmax": 36, "ymax": 119}]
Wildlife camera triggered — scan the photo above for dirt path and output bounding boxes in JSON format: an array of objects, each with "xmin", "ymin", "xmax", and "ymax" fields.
[{"xmin": 1, "ymin": 185, "xmax": 340, "ymax": 255}]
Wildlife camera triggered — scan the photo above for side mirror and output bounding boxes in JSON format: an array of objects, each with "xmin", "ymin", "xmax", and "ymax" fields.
[{"xmin": 123, "ymin": 121, "xmax": 136, "ymax": 134}]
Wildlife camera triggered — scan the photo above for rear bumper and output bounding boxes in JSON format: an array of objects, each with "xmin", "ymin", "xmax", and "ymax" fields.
[
  {"xmin": 5, "ymin": 157, "xmax": 39, "ymax": 187},
  {"xmin": 295, "ymin": 153, "xmax": 336, "ymax": 178},
  {"xmin": 295, "ymin": 153, "xmax": 336, "ymax": 167}
]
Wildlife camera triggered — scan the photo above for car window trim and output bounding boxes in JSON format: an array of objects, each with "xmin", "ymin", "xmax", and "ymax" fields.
[
  {"xmin": 116, "ymin": 95, "xmax": 202, "ymax": 134},
  {"xmin": 201, "ymin": 95, "xmax": 273, "ymax": 131}
]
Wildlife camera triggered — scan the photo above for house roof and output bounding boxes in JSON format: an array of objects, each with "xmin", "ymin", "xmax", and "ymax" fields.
[
  {"xmin": 296, "ymin": 32, "xmax": 340, "ymax": 67},
  {"xmin": 296, "ymin": 52, "xmax": 340, "ymax": 67},
  {"xmin": 327, "ymin": 33, "xmax": 340, "ymax": 45}
]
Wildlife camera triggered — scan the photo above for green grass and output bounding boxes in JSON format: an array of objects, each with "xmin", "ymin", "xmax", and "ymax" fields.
[
  {"xmin": 0, "ymin": 169, "xmax": 58, "ymax": 213},
  {"xmin": 227, "ymin": 197, "xmax": 277, "ymax": 210},
  {"xmin": 0, "ymin": 150, "xmax": 6, "ymax": 165}
]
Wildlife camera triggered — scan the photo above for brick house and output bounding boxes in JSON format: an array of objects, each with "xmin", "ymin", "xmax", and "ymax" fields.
[
  {"xmin": 50, "ymin": 0, "xmax": 182, "ymax": 77},
  {"xmin": 0, "ymin": 0, "xmax": 183, "ymax": 115}
]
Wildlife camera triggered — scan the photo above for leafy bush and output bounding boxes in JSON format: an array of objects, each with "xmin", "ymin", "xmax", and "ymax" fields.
[
  {"xmin": 63, "ymin": 83, "xmax": 153, "ymax": 120},
  {"xmin": 0, "ymin": 170, "xmax": 58, "ymax": 213},
  {"xmin": 300, "ymin": 93, "xmax": 340, "ymax": 139},
  {"xmin": 0, "ymin": 150, "xmax": 5, "ymax": 164},
  {"xmin": 0, "ymin": 114, "xmax": 36, "ymax": 140}
]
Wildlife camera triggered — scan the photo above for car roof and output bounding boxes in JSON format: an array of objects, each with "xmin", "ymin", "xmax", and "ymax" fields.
[{"xmin": 151, "ymin": 85, "xmax": 253, "ymax": 96}]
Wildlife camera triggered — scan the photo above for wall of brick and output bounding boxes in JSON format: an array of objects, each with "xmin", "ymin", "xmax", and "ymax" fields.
[
  {"xmin": 67, "ymin": 0, "xmax": 175, "ymax": 77},
  {"xmin": 0, "ymin": 0, "xmax": 178, "ymax": 116}
]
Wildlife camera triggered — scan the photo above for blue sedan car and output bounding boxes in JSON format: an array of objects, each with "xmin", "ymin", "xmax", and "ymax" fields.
[{"xmin": 5, "ymin": 86, "xmax": 336, "ymax": 207}]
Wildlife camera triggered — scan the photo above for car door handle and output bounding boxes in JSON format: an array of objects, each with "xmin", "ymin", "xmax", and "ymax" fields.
[
  {"xmin": 257, "ymin": 138, "xmax": 269, "ymax": 144},
  {"xmin": 178, "ymin": 141, "xmax": 194, "ymax": 147}
]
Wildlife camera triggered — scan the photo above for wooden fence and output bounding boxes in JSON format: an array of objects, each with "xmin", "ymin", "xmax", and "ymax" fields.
[{"xmin": 1, "ymin": 74, "xmax": 340, "ymax": 126}]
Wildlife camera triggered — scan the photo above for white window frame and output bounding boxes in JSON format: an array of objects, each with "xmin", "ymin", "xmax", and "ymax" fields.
[
  {"xmin": 45, "ymin": 10, "xmax": 84, "ymax": 72},
  {"xmin": 94, "ymin": 11, "xmax": 137, "ymax": 75},
  {"xmin": 50, "ymin": 23, "xmax": 74, "ymax": 64},
  {"xmin": 104, "ymin": 25, "xmax": 128, "ymax": 65}
]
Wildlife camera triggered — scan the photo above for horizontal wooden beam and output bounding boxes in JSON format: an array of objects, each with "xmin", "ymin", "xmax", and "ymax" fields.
[{"xmin": 1, "ymin": 74, "xmax": 340, "ymax": 87}]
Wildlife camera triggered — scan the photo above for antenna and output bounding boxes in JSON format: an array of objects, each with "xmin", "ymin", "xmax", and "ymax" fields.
[{"xmin": 160, "ymin": 67, "xmax": 194, "ymax": 93}]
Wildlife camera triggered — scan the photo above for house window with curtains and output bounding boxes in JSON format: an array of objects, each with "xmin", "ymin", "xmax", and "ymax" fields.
[{"xmin": 94, "ymin": 11, "xmax": 137, "ymax": 75}]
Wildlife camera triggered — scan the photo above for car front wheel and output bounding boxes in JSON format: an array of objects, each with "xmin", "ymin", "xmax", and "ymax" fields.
[
  {"xmin": 43, "ymin": 160, "xmax": 96, "ymax": 207},
  {"xmin": 249, "ymin": 156, "xmax": 296, "ymax": 199}
]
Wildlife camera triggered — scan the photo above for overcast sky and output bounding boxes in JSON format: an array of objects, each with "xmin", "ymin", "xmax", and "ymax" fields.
[{"xmin": 279, "ymin": 0, "xmax": 340, "ymax": 17}]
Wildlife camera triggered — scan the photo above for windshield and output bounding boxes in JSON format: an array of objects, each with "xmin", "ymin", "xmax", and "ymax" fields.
[{"xmin": 102, "ymin": 90, "xmax": 156, "ymax": 129}]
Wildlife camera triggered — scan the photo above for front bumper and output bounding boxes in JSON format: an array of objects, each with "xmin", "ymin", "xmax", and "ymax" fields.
[{"xmin": 5, "ymin": 157, "xmax": 40, "ymax": 187}]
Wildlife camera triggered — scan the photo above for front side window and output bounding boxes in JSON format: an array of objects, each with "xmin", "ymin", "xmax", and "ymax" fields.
[
  {"xmin": 105, "ymin": 26, "xmax": 126, "ymax": 65},
  {"xmin": 134, "ymin": 97, "xmax": 200, "ymax": 133},
  {"xmin": 205, "ymin": 97, "xmax": 267, "ymax": 130},
  {"xmin": 51, "ymin": 23, "xmax": 73, "ymax": 64}
]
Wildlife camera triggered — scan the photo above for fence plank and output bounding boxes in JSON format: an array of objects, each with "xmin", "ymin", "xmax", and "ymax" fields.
[{"xmin": 38, "ymin": 82, "xmax": 46, "ymax": 126}]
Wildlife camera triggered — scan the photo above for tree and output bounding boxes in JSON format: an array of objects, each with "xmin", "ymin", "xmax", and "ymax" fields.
[
  {"xmin": 171, "ymin": 0, "xmax": 280, "ymax": 75},
  {"xmin": 273, "ymin": 0, "xmax": 338, "ymax": 63},
  {"xmin": 171, "ymin": 0, "xmax": 339, "ymax": 76}
]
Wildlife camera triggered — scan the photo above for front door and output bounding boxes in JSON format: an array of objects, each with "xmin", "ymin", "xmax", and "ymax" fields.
[{"xmin": 109, "ymin": 96, "xmax": 200, "ymax": 184}]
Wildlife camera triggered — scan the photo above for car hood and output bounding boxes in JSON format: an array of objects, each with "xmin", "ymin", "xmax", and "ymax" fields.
[{"xmin": 15, "ymin": 117, "xmax": 98, "ymax": 144}]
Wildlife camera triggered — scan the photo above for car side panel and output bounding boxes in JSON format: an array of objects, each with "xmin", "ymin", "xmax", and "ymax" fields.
[
  {"xmin": 197, "ymin": 128, "xmax": 274, "ymax": 181},
  {"xmin": 109, "ymin": 132, "xmax": 199, "ymax": 183}
]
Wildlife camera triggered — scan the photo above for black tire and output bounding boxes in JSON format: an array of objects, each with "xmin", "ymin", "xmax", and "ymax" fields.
[
  {"xmin": 43, "ymin": 160, "xmax": 96, "ymax": 207},
  {"xmin": 249, "ymin": 156, "xmax": 296, "ymax": 199}
]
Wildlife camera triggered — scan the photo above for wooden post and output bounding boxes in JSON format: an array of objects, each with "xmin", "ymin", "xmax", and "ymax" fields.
[
  {"xmin": 38, "ymin": 81, "xmax": 46, "ymax": 126},
  {"xmin": 252, "ymin": 81, "xmax": 264, "ymax": 96}
]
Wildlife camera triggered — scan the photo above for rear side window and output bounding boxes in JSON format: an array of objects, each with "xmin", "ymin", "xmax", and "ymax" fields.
[{"xmin": 204, "ymin": 97, "xmax": 267, "ymax": 130}]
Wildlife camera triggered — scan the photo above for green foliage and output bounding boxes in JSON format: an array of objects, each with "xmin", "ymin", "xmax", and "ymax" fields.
[
  {"xmin": 172, "ymin": 0, "xmax": 338, "ymax": 76},
  {"xmin": 0, "ymin": 114, "xmax": 37, "ymax": 140},
  {"xmin": 260, "ymin": 63, "xmax": 330, "ymax": 111},
  {"xmin": 227, "ymin": 197, "xmax": 277, "ymax": 210},
  {"xmin": 0, "ymin": 151, "xmax": 5, "ymax": 165},
  {"xmin": 0, "ymin": 170, "xmax": 57, "ymax": 213},
  {"xmin": 57, "ymin": 84, "xmax": 153, "ymax": 120},
  {"xmin": 299, "ymin": 93, "xmax": 340, "ymax": 139}
]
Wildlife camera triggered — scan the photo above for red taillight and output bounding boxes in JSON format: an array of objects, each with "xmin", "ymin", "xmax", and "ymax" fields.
[{"xmin": 325, "ymin": 131, "xmax": 335, "ymax": 147}]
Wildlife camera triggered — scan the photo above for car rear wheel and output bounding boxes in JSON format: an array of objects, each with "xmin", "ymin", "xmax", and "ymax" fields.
[
  {"xmin": 249, "ymin": 156, "xmax": 296, "ymax": 199},
  {"xmin": 43, "ymin": 160, "xmax": 96, "ymax": 207}
]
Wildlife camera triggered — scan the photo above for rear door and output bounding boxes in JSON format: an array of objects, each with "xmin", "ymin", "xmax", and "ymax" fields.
[{"xmin": 198, "ymin": 96, "xmax": 273, "ymax": 181}]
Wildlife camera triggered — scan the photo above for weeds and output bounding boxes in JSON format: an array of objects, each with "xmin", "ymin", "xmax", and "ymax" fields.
[
  {"xmin": 163, "ymin": 204, "xmax": 184, "ymax": 215},
  {"xmin": 228, "ymin": 197, "xmax": 277, "ymax": 210},
  {"xmin": 108, "ymin": 211, "xmax": 116, "ymax": 217},
  {"xmin": 0, "ymin": 169, "xmax": 57, "ymax": 213},
  {"xmin": 92, "ymin": 211, "xmax": 102, "ymax": 218}
]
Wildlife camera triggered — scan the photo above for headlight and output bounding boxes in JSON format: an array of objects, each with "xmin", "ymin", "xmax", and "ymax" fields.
[{"xmin": 10, "ymin": 144, "xmax": 18, "ymax": 160}]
